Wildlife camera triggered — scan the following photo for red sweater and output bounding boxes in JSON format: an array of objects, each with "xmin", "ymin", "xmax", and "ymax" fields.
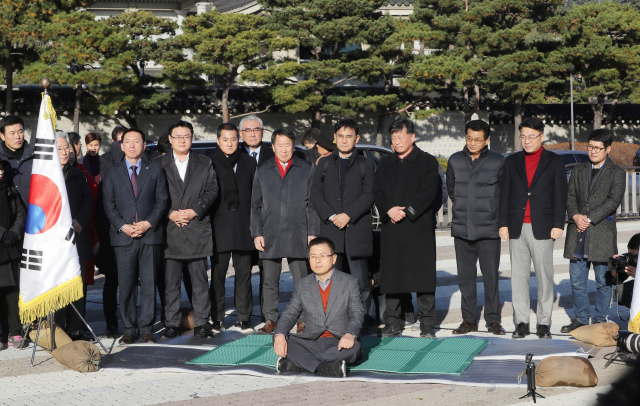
[
  {"xmin": 524, "ymin": 147, "xmax": 543, "ymax": 223},
  {"xmin": 319, "ymin": 280, "xmax": 333, "ymax": 338}
]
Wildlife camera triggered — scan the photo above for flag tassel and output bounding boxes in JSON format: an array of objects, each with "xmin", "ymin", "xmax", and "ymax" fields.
[{"xmin": 18, "ymin": 275, "xmax": 84, "ymax": 324}]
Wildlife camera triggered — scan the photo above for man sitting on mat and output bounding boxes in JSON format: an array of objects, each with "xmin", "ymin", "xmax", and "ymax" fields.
[{"xmin": 273, "ymin": 237, "xmax": 365, "ymax": 377}]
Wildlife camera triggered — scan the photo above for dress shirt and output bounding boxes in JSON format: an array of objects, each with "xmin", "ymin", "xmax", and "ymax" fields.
[
  {"xmin": 245, "ymin": 145, "xmax": 261, "ymax": 163},
  {"xmin": 173, "ymin": 151, "xmax": 189, "ymax": 181}
]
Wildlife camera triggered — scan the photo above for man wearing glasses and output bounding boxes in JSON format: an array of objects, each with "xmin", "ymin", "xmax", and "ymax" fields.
[
  {"xmin": 561, "ymin": 129, "xmax": 625, "ymax": 332},
  {"xmin": 499, "ymin": 117, "xmax": 567, "ymax": 339},
  {"xmin": 310, "ymin": 118, "xmax": 376, "ymax": 326},
  {"xmin": 154, "ymin": 120, "xmax": 219, "ymax": 339},
  {"xmin": 446, "ymin": 120, "xmax": 506, "ymax": 336},
  {"xmin": 239, "ymin": 115, "xmax": 275, "ymax": 165}
]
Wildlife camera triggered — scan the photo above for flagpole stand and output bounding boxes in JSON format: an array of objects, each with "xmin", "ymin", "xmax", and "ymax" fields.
[
  {"xmin": 70, "ymin": 303, "xmax": 110, "ymax": 354},
  {"xmin": 30, "ymin": 318, "xmax": 44, "ymax": 367}
]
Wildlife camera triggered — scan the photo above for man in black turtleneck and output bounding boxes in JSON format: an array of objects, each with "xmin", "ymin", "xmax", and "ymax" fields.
[{"xmin": 0, "ymin": 116, "xmax": 34, "ymax": 206}]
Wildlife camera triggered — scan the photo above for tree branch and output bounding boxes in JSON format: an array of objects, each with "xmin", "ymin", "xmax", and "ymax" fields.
[
  {"xmin": 332, "ymin": 76, "xmax": 356, "ymax": 86},
  {"xmin": 229, "ymin": 104, "xmax": 279, "ymax": 120}
]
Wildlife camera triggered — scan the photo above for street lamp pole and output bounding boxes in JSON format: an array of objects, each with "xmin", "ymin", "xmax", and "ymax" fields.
[{"xmin": 569, "ymin": 65, "xmax": 575, "ymax": 151}]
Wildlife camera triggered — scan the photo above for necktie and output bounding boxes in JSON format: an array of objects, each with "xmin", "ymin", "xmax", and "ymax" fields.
[
  {"xmin": 131, "ymin": 165, "xmax": 138, "ymax": 222},
  {"xmin": 252, "ymin": 151, "xmax": 257, "ymax": 162}
]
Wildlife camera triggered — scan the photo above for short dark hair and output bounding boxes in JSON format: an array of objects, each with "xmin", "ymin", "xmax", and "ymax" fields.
[
  {"xmin": 85, "ymin": 132, "xmax": 102, "ymax": 145},
  {"xmin": 519, "ymin": 117, "xmax": 545, "ymax": 134},
  {"xmin": 308, "ymin": 236, "xmax": 336, "ymax": 255},
  {"xmin": 0, "ymin": 115, "xmax": 24, "ymax": 134},
  {"xmin": 168, "ymin": 120, "xmax": 194, "ymax": 137},
  {"xmin": 588, "ymin": 129, "xmax": 613, "ymax": 148},
  {"xmin": 465, "ymin": 120, "xmax": 491, "ymax": 139},
  {"xmin": 302, "ymin": 128, "xmax": 319, "ymax": 146},
  {"xmin": 389, "ymin": 117, "xmax": 415, "ymax": 135},
  {"xmin": 121, "ymin": 128, "xmax": 146, "ymax": 142},
  {"xmin": 271, "ymin": 128, "xmax": 296, "ymax": 145},
  {"xmin": 68, "ymin": 132, "xmax": 81, "ymax": 145},
  {"xmin": 628, "ymin": 233, "xmax": 640, "ymax": 251},
  {"xmin": 111, "ymin": 125, "xmax": 128, "ymax": 141},
  {"xmin": 335, "ymin": 118, "xmax": 359, "ymax": 136},
  {"xmin": 157, "ymin": 133, "xmax": 172, "ymax": 154},
  {"xmin": 217, "ymin": 123, "xmax": 239, "ymax": 138}
]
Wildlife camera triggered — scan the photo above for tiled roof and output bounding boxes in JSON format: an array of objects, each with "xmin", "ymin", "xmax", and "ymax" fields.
[
  {"xmin": 384, "ymin": 0, "xmax": 415, "ymax": 6},
  {"xmin": 210, "ymin": 0, "xmax": 256, "ymax": 13}
]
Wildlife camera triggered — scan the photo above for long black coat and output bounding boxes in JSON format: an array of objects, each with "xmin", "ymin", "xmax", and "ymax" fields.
[
  {"xmin": 154, "ymin": 152, "xmax": 218, "ymax": 259},
  {"xmin": 310, "ymin": 149, "xmax": 375, "ymax": 257},
  {"xmin": 563, "ymin": 158, "xmax": 626, "ymax": 262},
  {"xmin": 498, "ymin": 149, "xmax": 567, "ymax": 240},
  {"xmin": 64, "ymin": 165, "xmax": 95, "ymax": 262},
  {"xmin": 211, "ymin": 153, "xmax": 256, "ymax": 253},
  {"xmin": 446, "ymin": 147, "xmax": 505, "ymax": 241},
  {"xmin": 0, "ymin": 185, "xmax": 26, "ymax": 288},
  {"xmin": 373, "ymin": 146, "xmax": 440, "ymax": 294},
  {"xmin": 250, "ymin": 155, "xmax": 319, "ymax": 259},
  {"xmin": 0, "ymin": 142, "xmax": 35, "ymax": 205}
]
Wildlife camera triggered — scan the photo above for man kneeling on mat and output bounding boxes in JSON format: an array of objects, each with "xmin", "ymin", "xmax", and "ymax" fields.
[{"xmin": 273, "ymin": 237, "xmax": 365, "ymax": 377}]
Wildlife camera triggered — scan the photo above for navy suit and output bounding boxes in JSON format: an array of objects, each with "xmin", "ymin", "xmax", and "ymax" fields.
[{"xmin": 102, "ymin": 157, "xmax": 169, "ymax": 336}]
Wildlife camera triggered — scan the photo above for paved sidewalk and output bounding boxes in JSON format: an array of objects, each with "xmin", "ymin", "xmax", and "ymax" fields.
[{"xmin": 0, "ymin": 223, "xmax": 638, "ymax": 405}]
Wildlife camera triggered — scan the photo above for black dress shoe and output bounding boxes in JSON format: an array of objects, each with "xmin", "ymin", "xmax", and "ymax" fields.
[
  {"xmin": 381, "ymin": 323, "xmax": 403, "ymax": 337},
  {"xmin": 209, "ymin": 320, "xmax": 223, "ymax": 334},
  {"xmin": 231, "ymin": 321, "xmax": 253, "ymax": 334},
  {"xmin": 420, "ymin": 324, "xmax": 436, "ymax": 338},
  {"xmin": 162, "ymin": 326, "xmax": 180, "ymax": 339},
  {"xmin": 194, "ymin": 324, "xmax": 215, "ymax": 338},
  {"xmin": 315, "ymin": 360, "xmax": 346, "ymax": 377},
  {"xmin": 67, "ymin": 329, "xmax": 90, "ymax": 341},
  {"xmin": 512, "ymin": 323, "xmax": 530, "ymax": 339},
  {"xmin": 106, "ymin": 325, "xmax": 119, "ymax": 339},
  {"xmin": 536, "ymin": 325, "xmax": 552, "ymax": 339},
  {"xmin": 119, "ymin": 334, "xmax": 137, "ymax": 345},
  {"xmin": 276, "ymin": 357, "xmax": 305, "ymax": 373},
  {"xmin": 561, "ymin": 319, "xmax": 587, "ymax": 333}
]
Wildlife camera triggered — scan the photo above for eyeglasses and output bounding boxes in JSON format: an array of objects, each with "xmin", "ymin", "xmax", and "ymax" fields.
[
  {"xmin": 336, "ymin": 134, "xmax": 355, "ymax": 140},
  {"xmin": 466, "ymin": 137, "xmax": 486, "ymax": 144},
  {"xmin": 57, "ymin": 146, "xmax": 70, "ymax": 152},
  {"xmin": 171, "ymin": 135, "xmax": 192, "ymax": 141},
  {"xmin": 587, "ymin": 144, "xmax": 606, "ymax": 153},
  {"xmin": 242, "ymin": 128, "xmax": 262, "ymax": 134},
  {"xmin": 309, "ymin": 254, "xmax": 334, "ymax": 261},
  {"xmin": 520, "ymin": 133, "xmax": 542, "ymax": 142}
]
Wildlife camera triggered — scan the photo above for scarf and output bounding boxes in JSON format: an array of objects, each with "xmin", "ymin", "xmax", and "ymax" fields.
[
  {"xmin": 1, "ymin": 141, "xmax": 25, "ymax": 161},
  {"xmin": 215, "ymin": 146, "xmax": 242, "ymax": 211}
]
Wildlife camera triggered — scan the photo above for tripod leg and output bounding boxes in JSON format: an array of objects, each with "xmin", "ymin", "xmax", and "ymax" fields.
[
  {"xmin": 30, "ymin": 318, "xmax": 44, "ymax": 367},
  {"xmin": 70, "ymin": 303, "xmax": 109, "ymax": 354}
]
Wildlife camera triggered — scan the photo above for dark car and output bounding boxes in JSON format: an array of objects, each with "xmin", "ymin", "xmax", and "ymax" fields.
[
  {"xmin": 504, "ymin": 149, "xmax": 590, "ymax": 177},
  {"xmin": 145, "ymin": 140, "xmax": 393, "ymax": 229}
]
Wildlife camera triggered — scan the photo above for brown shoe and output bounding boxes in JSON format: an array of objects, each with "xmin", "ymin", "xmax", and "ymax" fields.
[
  {"xmin": 452, "ymin": 321, "xmax": 478, "ymax": 335},
  {"xmin": 119, "ymin": 334, "xmax": 137, "ymax": 345},
  {"xmin": 296, "ymin": 321, "xmax": 306, "ymax": 334},
  {"xmin": 141, "ymin": 333, "xmax": 156, "ymax": 343},
  {"xmin": 257, "ymin": 320, "xmax": 277, "ymax": 334},
  {"xmin": 488, "ymin": 322, "xmax": 506, "ymax": 335}
]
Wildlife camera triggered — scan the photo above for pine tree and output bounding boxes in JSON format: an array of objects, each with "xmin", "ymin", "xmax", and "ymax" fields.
[
  {"xmin": 21, "ymin": 11, "xmax": 129, "ymax": 133},
  {"xmin": 0, "ymin": 0, "xmax": 90, "ymax": 114},
  {"xmin": 98, "ymin": 10, "xmax": 182, "ymax": 128},
  {"xmin": 161, "ymin": 11, "xmax": 297, "ymax": 123},
  {"xmin": 554, "ymin": 1, "xmax": 640, "ymax": 130},
  {"xmin": 246, "ymin": 0, "xmax": 397, "ymax": 129}
]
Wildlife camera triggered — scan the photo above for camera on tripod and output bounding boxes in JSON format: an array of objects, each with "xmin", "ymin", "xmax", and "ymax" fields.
[{"xmin": 604, "ymin": 331, "xmax": 640, "ymax": 368}]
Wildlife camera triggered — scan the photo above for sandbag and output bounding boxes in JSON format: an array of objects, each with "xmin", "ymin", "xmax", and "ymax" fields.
[
  {"xmin": 28, "ymin": 320, "xmax": 73, "ymax": 352},
  {"xmin": 536, "ymin": 356, "xmax": 598, "ymax": 387},
  {"xmin": 570, "ymin": 322, "xmax": 619, "ymax": 347},
  {"xmin": 52, "ymin": 341, "xmax": 102, "ymax": 373},
  {"xmin": 180, "ymin": 308, "xmax": 195, "ymax": 330}
]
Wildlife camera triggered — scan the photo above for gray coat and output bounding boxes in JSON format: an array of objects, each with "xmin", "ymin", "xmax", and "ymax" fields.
[
  {"xmin": 447, "ymin": 147, "xmax": 505, "ymax": 241},
  {"xmin": 564, "ymin": 158, "xmax": 626, "ymax": 262},
  {"xmin": 250, "ymin": 154, "xmax": 319, "ymax": 259},
  {"xmin": 154, "ymin": 152, "xmax": 218, "ymax": 259},
  {"xmin": 273, "ymin": 270, "xmax": 365, "ymax": 339}
]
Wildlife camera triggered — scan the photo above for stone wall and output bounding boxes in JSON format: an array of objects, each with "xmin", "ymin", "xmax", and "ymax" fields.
[{"xmin": 18, "ymin": 109, "xmax": 640, "ymax": 157}]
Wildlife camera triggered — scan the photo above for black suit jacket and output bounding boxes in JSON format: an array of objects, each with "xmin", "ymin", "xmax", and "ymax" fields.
[
  {"xmin": 102, "ymin": 157, "xmax": 169, "ymax": 246},
  {"xmin": 240, "ymin": 143, "xmax": 275, "ymax": 165},
  {"xmin": 498, "ymin": 148, "xmax": 567, "ymax": 240},
  {"xmin": 211, "ymin": 153, "xmax": 257, "ymax": 252}
]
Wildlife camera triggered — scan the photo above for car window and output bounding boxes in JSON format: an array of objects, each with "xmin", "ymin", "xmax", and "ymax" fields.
[
  {"xmin": 369, "ymin": 150, "xmax": 390, "ymax": 163},
  {"xmin": 561, "ymin": 154, "xmax": 576, "ymax": 166},
  {"xmin": 574, "ymin": 154, "xmax": 590, "ymax": 164}
]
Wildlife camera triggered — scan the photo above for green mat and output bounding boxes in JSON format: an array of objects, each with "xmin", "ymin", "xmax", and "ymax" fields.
[{"xmin": 187, "ymin": 335, "xmax": 489, "ymax": 375}]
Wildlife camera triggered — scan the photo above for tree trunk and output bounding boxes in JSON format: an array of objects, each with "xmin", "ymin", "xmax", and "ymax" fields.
[
  {"xmin": 593, "ymin": 95, "xmax": 604, "ymax": 131},
  {"xmin": 222, "ymin": 84, "xmax": 230, "ymax": 123},
  {"xmin": 73, "ymin": 83, "xmax": 82, "ymax": 134},
  {"xmin": 376, "ymin": 113, "xmax": 390, "ymax": 146},
  {"xmin": 121, "ymin": 113, "xmax": 138, "ymax": 129},
  {"xmin": 4, "ymin": 43, "xmax": 13, "ymax": 115},
  {"xmin": 513, "ymin": 100, "xmax": 524, "ymax": 152},
  {"xmin": 311, "ymin": 107, "xmax": 322, "ymax": 129},
  {"xmin": 605, "ymin": 97, "xmax": 618, "ymax": 131}
]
